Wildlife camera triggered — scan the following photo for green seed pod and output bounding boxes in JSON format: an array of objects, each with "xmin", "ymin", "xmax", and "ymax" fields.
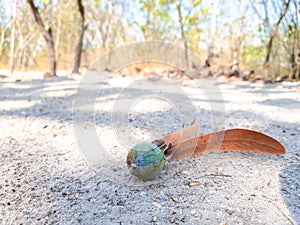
[{"xmin": 127, "ymin": 142, "xmax": 166, "ymax": 181}]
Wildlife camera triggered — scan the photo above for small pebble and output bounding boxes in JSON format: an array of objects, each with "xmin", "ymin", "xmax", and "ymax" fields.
[
  {"xmin": 152, "ymin": 216, "xmax": 157, "ymax": 222},
  {"xmin": 171, "ymin": 197, "xmax": 179, "ymax": 203},
  {"xmin": 188, "ymin": 181, "xmax": 201, "ymax": 187},
  {"xmin": 152, "ymin": 202, "xmax": 162, "ymax": 208}
]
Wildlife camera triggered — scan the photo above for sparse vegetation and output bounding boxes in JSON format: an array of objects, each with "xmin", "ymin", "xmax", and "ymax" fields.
[{"xmin": 0, "ymin": 0, "xmax": 299, "ymax": 80}]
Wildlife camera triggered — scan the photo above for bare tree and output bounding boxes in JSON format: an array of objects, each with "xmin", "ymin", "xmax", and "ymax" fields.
[
  {"xmin": 0, "ymin": 22, "xmax": 10, "ymax": 64},
  {"xmin": 264, "ymin": 0, "xmax": 291, "ymax": 66},
  {"xmin": 289, "ymin": 0, "xmax": 300, "ymax": 79},
  {"xmin": 26, "ymin": 0, "xmax": 57, "ymax": 76},
  {"xmin": 176, "ymin": 0, "xmax": 189, "ymax": 68},
  {"xmin": 72, "ymin": 0, "xmax": 86, "ymax": 74},
  {"xmin": 9, "ymin": 0, "xmax": 17, "ymax": 75}
]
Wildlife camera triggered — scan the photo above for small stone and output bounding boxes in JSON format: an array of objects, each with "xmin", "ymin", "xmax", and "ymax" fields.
[
  {"xmin": 16, "ymin": 148, "xmax": 23, "ymax": 153},
  {"xmin": 188, "ymin": 181, "xmax": 201, "ymax": 187},
  {"xmin": 75, "ymin": 193, "xmax": 81, "ymax": 199},
  {"xmin": 152, "ymin": 202, "xmax": 161, "ymax": 208},
  {"xmin": 171, "ymin": 197, "xmax": 179, "ymax": 203},
  {"xmin": 181, "ymin": 171, "xmax": 189, "ymax": 175},
  {"xmin": 181, "ymin": 216, "xmax": 186, "ymax": 222},
  {"xmin": 152, "ymin": 216, "xmax": 157, "ymax": 222}
]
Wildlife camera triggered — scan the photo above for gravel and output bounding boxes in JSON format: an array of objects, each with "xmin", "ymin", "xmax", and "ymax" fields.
[{"xmin": 0, "ymin": 74, "xmax": 299, "ymax": 225}]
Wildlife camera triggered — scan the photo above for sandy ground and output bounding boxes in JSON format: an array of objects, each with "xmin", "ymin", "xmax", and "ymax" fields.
[{"xmin": 0, "ymin": 73, "xmax": 299, "ymax": 225}]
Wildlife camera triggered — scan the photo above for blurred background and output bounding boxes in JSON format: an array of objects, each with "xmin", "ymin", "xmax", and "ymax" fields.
[{"xmin": 0, "ymin": 0, "xmax": 299, "ymax": 80}]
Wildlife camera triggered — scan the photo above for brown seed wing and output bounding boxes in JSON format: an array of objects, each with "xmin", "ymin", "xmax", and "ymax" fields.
[
  {"xmin": 166, "ymin": 129, "xmax": 285, "ymax": 162},
  {"xmin": 163, "ymin": 119, "xmax": 198, "ymax": 147}
]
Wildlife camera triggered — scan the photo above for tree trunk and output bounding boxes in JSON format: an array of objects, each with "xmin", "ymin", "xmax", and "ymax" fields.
[
  {"xmin": 176, "ymin": 0, "xmax": 189, "ymax": 68},
  {"xmin": 26, "ymin": 0, "xmax": 57, "ymax": 76},
  {"xmin": 9, "ymin": 1, "xmax": 17, "ymax": 75},
  {"xmin": 290, "ymin": 0, "xmax": 300, "ymax": 80},
  {"xmin": 72, "ymin": 0, "xmax": 86, "ymax": 74},
  {"xmin": 264, "ymin": 0, "xmax": 291, "ymax": 66},
  {"xmin": 55, "ymin": 13, "xmax": 63, "ymax": 62},
  {"xmin": 0, "ymin": 26, "xmax": 8, "ymax": 60}
]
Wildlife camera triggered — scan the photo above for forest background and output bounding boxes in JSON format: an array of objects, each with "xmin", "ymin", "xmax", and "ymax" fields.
[{"xmin": 0, "ymin": 0, "xmax": 299, "ymax": 81}]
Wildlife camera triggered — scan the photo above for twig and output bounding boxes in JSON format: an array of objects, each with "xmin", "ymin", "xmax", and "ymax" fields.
[
  {"xmin": 268, "ymin": 200, "xmax": 296, "ymax": 225},
  {"xmin": 199, "ymin": 174, "xmax": 233, "ymax": 178}
]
